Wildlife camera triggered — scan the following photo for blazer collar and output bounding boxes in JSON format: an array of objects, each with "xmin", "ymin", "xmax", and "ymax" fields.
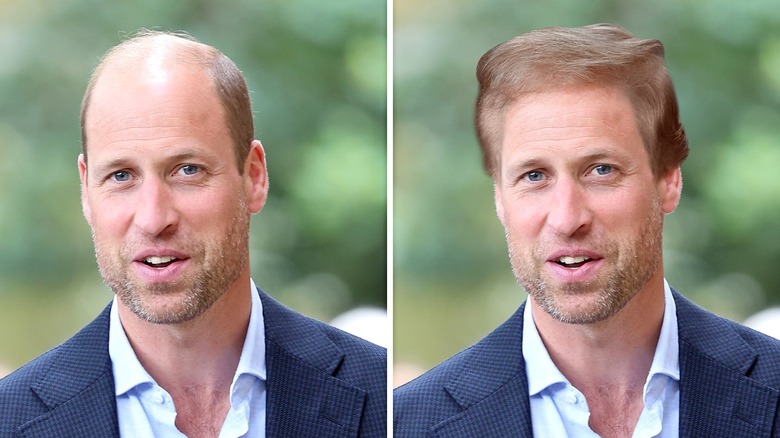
[
  {"xmin": 433, "ymin": 303, "xmax": 533, "ymax": 438},
  {"xmin": 20, "ymin": 304, "xmax": 119, "ymax": 438},
  {"xmin": 259, "ymin": 289, "xmax": 368, "ymax": 437},
  {"xmin": 675, "ymin": 290, "xmax": 779, "ymax": 436}
]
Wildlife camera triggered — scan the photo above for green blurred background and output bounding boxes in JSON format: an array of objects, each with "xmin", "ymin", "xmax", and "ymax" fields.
[
  {"xmin": 394, "ymin": 0, "xmax": 780, "ymax": 379},
  {"xmin": 0, "ymin": 0, "xmax": 386, "ymax": 372}
]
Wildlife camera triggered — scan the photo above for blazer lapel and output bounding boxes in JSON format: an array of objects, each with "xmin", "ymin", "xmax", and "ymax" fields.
[
  {"xmin": 675, "ymin": 291, "xmax": 780, "ymax": 437},
  {"xmin": 433, "ymin": 374, "xmax": 532, "ymax": 438},
  {"xmin": 261, "ymin": 292, "xmax": 367, "ymax": 437},
  {"xmin": 19, "ymin": 305, "xmax": 119, "ymax": 438},
  {"xmin": 432, "ymin": 304, "xmax": 533, "ymax": 438}
]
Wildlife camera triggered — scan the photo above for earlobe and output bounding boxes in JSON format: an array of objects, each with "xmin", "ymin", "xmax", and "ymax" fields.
[
  {"xmin": 78, "ymin": 154, "xmax": 92, "ymax": 224},
  {"xmin": 659, "ymin": 166, "xmax": 682, "ymax": 214},
  {"xmin": 244, "ymin": 140, "xmax": 269, "ymax": 214}
]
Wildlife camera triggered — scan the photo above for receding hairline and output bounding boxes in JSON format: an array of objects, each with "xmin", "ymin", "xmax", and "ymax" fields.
[
  {"xmin": 83, "ymin": 31, "xmax": 218, "ymax": 111},
  {"xmin": 99, "ymin": 31, "xmax": 214, "ymax": 69},
  {"xmin": 81, "ymin": 31, "xmax": 229, "ymax": 162}
]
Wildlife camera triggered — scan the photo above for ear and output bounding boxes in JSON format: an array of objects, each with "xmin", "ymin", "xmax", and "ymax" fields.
[
  {"xmin": 78, "ymin": 154, "xmax": 92, "ymax": 224},
  {"xmin": 244, "ymin": 140, "xmax": 269, "ymax": 214},
  {"xmin": 494, "ymin": 182, "xmax": 506, "ymax": 226},
  {"xmin": 658, "ymin": 166, "xmax": 682, "ymax": 214}
]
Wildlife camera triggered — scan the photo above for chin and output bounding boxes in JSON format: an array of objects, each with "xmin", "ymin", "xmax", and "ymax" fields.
[
  {"xmin": 119, "ymin": 292, "xmax": 202, "ymax": 324},
  {"xmin": 537, "ymin": 293, "xmax": 621, "ymax": 325}
]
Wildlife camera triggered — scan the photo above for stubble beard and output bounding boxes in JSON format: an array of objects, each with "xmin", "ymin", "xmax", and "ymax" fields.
[
  {"xmin": 507, "ymin": 197, "xmax": 663, "ymax": 325},
  {"xmin": 93, "ymin": 199, "xmax": 251, "ymax": 325}
]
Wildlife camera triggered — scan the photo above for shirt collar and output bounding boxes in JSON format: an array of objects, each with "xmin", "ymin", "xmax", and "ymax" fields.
[
  {"xmin": 648, "ymin": 280, "xmax": 680, "ymax": 382},
  {"xmin": 108, "ymin": 279, "xmax": 267, "ymax": 396},
  {"xmin": 522, "ymin": 294, "xmax": 567, "ymax": 396},
  {"xmin": 522, "ymin": 279, "xmax": 680, "ymax": 397},
  {"xmin": 109, "ymin": 296, "xmax": 154, "ymax": 396},
  {"xmin": 234, "ymin": 279, "xmax": 267, "ymax": 382}
]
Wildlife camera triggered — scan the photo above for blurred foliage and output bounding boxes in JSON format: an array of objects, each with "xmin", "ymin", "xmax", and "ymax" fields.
[
  {"xmin": 394, "ymin": 0, "xmax": 780, "ymax": 370},
  {"xmin": 0, "ymin": 0, "xmax": 386, "ymax": 370}
]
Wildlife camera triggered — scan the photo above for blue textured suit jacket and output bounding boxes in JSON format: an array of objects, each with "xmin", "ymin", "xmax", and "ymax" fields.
[
  {"xmin": 0, "ymin": 289, "xmax": 387, "ymax": 437},
  {"xmin": 394, "ymin": 290, "xmax": 780, "ymax": 437}
]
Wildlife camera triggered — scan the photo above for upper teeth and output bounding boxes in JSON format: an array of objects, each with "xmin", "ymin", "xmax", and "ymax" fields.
[
  {"xmin": 559, "ymin": 256, "xmax": 589, "ymax": 264},
  {"xmin": 145, "ymin": 256, "xmax": 176, "ymax": 264}
]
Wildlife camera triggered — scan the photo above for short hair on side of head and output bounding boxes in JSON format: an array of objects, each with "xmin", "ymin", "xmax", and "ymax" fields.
[
  {"xmin": 80, "ymin": 29, "xmax": 254, "ymax": 173},
  {"xmin": 475, "ymin": 23, "xmax": 689, "ymax": 179}
]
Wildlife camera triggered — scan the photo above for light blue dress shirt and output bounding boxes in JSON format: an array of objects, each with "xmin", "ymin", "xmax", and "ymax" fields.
[
  {"xmin": 523, "ymin": 280, "xmax": 680, "ymax": 437},
  {"xmin": 109, "ymin": 280, "xmax": 267, "ymax": 437}
]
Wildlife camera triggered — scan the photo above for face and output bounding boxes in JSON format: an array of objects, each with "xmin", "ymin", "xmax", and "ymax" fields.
[
  {"xmin": 79, "ymin": 60, "xmax": 268, "ymax": 325},
  {"xmin": 494, "ymin": 86, "xmax": 681, "ymax": 325}
]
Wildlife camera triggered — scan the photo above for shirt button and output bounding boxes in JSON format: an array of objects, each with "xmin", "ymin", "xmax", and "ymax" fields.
[
  {"xmin": 566, "ymin": 392, "xmax": 577, "ymax": 404},
  {"xmin": 155, "ymin": 392, "xmax": 165, "ymax": 404}
]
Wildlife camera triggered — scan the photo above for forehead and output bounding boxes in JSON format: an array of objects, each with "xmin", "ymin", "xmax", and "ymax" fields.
[
  {"xmin": 501, "ymin": 86, "xmax": 643, "ymax": 156},
  {"xmin": 84, "ymin": 61, "xmax": 230, "ymax": 162}
]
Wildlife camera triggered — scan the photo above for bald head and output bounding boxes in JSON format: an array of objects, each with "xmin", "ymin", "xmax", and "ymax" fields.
[{"xmin": 80, "ymin": 30, "xmax": 254, "ymax": 172}]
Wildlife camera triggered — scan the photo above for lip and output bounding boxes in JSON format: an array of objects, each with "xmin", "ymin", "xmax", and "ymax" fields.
[
  {"xmin": 133, "ymin": 248, "xmax": 190, "ymax": 261},
  {"xmin": 131, "ymin": 249, "xmax": 191, "ymax": 283},
  {"xmin": 544, "ymin": 248, "xmax": 604, "ymax": 283},
  {"xmin": 546, "ymin": 248, "xmax": 603, "ymax": 261}
]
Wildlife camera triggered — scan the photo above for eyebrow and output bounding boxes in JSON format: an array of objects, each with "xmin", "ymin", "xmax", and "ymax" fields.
[
  {"xmin": 90, "ymin": 157, "xmax": 133, "ymax": 177},
  {"xmin": 502, "ymin": 156, "xmax": 545, "ymax": 183},
  {"xmin": 578, "ymin": 148, "xmax": 623, "ymax": 163}
]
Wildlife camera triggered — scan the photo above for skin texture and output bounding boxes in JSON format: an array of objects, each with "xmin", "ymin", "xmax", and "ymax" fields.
[
  {"xmin": 493, "ymin": 85, "xmax": 682, "ymax": 436},
  {"xmin": 80, "ymin": 58, "xmax": 268, "ymax": 325},
  {"xmin": 494, "ymin": 85, "xmax": 680, "ymax": 326},
  {"xmin": 78, "ymin": 42, "xmax": 268, "ymax": 437}
]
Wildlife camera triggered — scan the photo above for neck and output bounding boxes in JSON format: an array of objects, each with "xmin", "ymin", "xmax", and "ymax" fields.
[
  {"xmin": 117, "ymin": 275, "xmax": 252, "ymax": 392},
  {"xmin": 531, "ymin": 276, "xmax": 666, "ymax": 393},
  {"xmin": 531, "ymin": 276, "xmax": 667, "ymax": 437}
]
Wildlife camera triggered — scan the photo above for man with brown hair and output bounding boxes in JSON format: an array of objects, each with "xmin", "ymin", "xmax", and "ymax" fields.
[
  {"xmin": 0, "ymin": 31, "xmax": 386, "ymax": 437},
  {"xmin": 394, "ymin": 24, "xmax": 780, "ymax": 437}
]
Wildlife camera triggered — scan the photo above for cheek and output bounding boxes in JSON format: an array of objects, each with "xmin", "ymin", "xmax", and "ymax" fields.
[
  {"xmin": 501, "ymin": 199, "xmax": 544, "ymax": 239},
  {"xmin": 599, "ymin": 189, "xmax": 658, "ymax": 232},
  {"xmin": 187, "ymin": 190, "xmax": 244, "ymax": 228},
  {"xmin": 88, "ymin": 198, "xmax": 132, "ymax": 238}
]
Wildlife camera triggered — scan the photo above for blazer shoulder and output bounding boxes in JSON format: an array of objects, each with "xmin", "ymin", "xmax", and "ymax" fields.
[
  {"xmin": 0, "ymin": 341, "xmax": 64, "ymax": 411},
  {"xmin": 0, "ymin": 303, "xmax": 114, "ymax": 433},
  {"xmin": 0, "ymin": 346, "xmax": 57, "ymax": 435},
  {"xmin": 394, "ymin": 304, "xmax": 526, "ymax": 436},
  {"xmin": 394, "ymin": 343, "xmax": 476, "ymax": 436},
  {"xmin": 261, "ymin": 291, "xmax": 386, "ymax": 385},
  {"xmin": 259, "ymin": 290, "xmax": 386, "ymax": 437},
  {"xmin": 674, "ymin": 290, "xmax": 780, "ymax": 436},
  {"xmin": 675, "ymin": 290, "xmax": 780, "ymax": 383}
]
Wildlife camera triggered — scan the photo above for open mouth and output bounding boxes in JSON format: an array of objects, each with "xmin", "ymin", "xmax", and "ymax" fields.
[
  {"xmin": 555, "ymin": 256, "xmax": 591, "ymax": 268},
  {"xmin": 141, "ymin": 256, "xmax": 179, "ymax": 268}
]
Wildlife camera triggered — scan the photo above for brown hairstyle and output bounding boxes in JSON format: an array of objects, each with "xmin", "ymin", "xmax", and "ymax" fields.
[
  {"xmin": 475, "ymin": 23, "xmax": 689, "ymax": 179},
  {"xmin": 80, "ymin": 30, "xmax": 254, "ymax": 172}
]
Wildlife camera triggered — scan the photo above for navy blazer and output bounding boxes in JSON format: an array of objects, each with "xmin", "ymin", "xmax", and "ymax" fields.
[
  {"xmin": 0, "ymin": 289, "xmax": 387, "ymax": 437},
  {"xmin": 394, "ymin": 290, "xmax": 780, "ymax": 437}
]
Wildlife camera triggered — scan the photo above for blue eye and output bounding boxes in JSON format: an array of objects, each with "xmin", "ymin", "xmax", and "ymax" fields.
[
  {"xmin": 525, "ymin": 170, "xmax": 544, "ymax": 182},
  {"xmin": 592, "ymin": 164, "xmax": 613, "ymax": 176},
  {"xmin": 112, "ymin": 171, "xmax": 130, "ymax": 182},
  {"xmin": 179, "ymin": 165, "xmax": 199, "ymax": 176}
]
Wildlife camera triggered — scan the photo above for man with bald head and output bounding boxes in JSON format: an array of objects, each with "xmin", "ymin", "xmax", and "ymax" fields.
[{"xmin": 0, "ymin": 31, "xmax": 386, "ymax": 437}]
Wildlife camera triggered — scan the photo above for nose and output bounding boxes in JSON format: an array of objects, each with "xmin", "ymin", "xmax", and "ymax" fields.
[
  {"xmin": 546, "ymin": 177, "xmax": 592, "ymax": 237},
  {"xmin": 133, "ymin": 177, "xmax": 178, "ymax": 237}
]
